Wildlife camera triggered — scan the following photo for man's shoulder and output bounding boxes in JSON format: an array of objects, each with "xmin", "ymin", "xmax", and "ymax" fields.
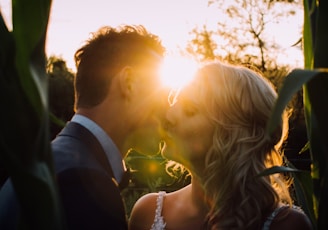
[{"xmin": 51, "ymin": 127, "xmax": 102, "ymax": 174}]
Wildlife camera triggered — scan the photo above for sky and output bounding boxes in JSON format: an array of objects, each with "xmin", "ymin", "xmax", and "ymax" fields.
[
  {"xmin": 0, "ymin": 0, "xmax": 219, "ymax": 71},
  {"xmin": 0, "ymin": 0, "xmax": 303, "ymax": 72}
]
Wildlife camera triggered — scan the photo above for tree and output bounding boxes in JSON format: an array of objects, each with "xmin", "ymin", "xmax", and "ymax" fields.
[
  {"xmin": 186, "ymin": 25, "xmax": 217, "ymax": 62},
  {"xmin": 188, "ymin": 0, "xmax": 302, "ymax": 72},
  {"xmin": 47, "ymin": 56, "xmax": 75, "ymax": 139}
]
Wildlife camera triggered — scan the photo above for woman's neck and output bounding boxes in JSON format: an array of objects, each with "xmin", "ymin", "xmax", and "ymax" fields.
[{"xmin": 190, "ymin": 176, "xmax": 209, "ymax": 215}]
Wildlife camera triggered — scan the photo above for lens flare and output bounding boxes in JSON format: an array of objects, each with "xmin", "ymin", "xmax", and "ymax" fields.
[{"xmin": 160, "ymin": 54, "xmax": 198, "ymax": 90}]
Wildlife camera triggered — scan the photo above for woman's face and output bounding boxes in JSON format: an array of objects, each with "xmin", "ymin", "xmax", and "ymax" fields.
[{"xmin": 161, "ymin": 82, "xmax": 215, "ymax": 169}]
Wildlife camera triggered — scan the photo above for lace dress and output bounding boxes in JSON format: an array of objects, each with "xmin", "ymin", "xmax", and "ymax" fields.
[
  {"xmin": 262, "ymin": 205, "xmax": 305, "ymax": 230},
  {"xmin": 150, "ymin": 191, "xmax": 304, "ymax": 230},
  {"xmin": 150, "ymin": 191, "xmax": 166, "ymax": 230}
]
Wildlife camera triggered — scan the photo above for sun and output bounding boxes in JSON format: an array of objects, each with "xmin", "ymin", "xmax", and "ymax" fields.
[{"xmin": 159, "ymin": 54, "xmax": 199, "ymax": 90}]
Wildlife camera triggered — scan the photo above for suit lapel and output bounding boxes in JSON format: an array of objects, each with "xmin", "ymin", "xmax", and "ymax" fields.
[{"xmin": 59, "ymin": 122, "xmax": 115, "ymax": 179}]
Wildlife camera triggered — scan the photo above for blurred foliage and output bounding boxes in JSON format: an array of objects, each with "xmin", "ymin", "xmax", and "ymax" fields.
[
  {"xmin": 190, "ymin": 0, "xmax": 302, "ymax": 72},
  {"xmin": 0, "ymin": 0, "xmax": 65, "ymax": 229},
  {"xmin": 47, "ymin": 56, "xmax": 75, "ymax": 139},
  {"xmin": 267, "ymin": 0, "xmax": 328, "ymax": 229},
  {"xmin": 1, "ymin": 0, "xmax": 322, "ymax": 228},
  {"xmin": 186, "ymin": 25, "xmax": 217, "ymax": 62},
  {"xmin": 122, "ymin": 150, "xmax": 191, "ymax": 217}
]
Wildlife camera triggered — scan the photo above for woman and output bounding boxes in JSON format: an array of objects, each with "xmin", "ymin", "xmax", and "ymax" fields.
[{"xmin": 128, "ymin": 61, "xmax": 313, "ymax": 230}]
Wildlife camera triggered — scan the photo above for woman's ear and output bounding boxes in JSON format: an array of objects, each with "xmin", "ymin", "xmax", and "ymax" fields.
[{"xmin": 118, "ymin": 66, "xmax": 134, "ymax": 99}]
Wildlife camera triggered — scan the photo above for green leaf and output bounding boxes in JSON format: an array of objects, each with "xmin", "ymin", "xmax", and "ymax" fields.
[
  {"xmin": 292, "ymin": 169, "xmax": 316, "ymax": 228},
  {"xmin": 1, "ymin": 0, "xmax": 64, "ymax": 229},
  {"xmin": 257, "ymin": 166, "xmax": 302, "ymax": 177},
  {"xmin": 0, "ymin": 11, "xmax": 12, "ymax": 67},
  {"xmin": 267, "ymin": 68, "xmax": 328, "ymax": 135},
  {"xmin": 313, "ymin": 0, "xmax": 328, "ymax": 69},
  {"xmin": 299, "ymin": 141, "xmax": 310, "ymax": 154},
  {"xmin": 307, "ymin": 69, "xmax": 328, "ymax": 230},
  {"xmin": 10, "ymin": 162, "xmax": 64, "ymax": 230},
  {"xmin": 50, "ymin": 112, "xmax": 66, "ymax": 128},
  {"xmin": 318, "ymin": 168, "xmax": 328, "ymax": 228},
  {"xmin": 12, "ymin": 0, "xmax": 52, "ymax": 115},
  {"xmin": 303, "ymin": 0, "xmax": 314, "ymax": 68}
]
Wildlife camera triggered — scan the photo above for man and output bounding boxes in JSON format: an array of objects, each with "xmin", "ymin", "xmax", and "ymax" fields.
[
  {"xmin": 52, "ymin": 24, "xmax": 167, "ymax": 229},
  {"xmin": 1, "ymin": 25, "xmax": 167, "ymax": 229}
]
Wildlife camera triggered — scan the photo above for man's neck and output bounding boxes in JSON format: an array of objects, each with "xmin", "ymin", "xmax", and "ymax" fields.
[{"xmin": 75, "ymin": 109, "xmax": 128, "ymax": 156}]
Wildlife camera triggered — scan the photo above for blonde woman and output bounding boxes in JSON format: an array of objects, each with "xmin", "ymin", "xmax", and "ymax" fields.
[{"xmin": 129, "ymin": 61, "xmax": 313, "ymax": 230}]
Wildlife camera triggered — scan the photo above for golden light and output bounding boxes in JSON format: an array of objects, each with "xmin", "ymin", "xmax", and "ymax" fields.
[
  {"xmin": 148, "ymin": 162, "xmax": 159, "ymax": 174},
  {"xmin": 159, "ymin": 54, "xmax": 199, "ymax": 90}
]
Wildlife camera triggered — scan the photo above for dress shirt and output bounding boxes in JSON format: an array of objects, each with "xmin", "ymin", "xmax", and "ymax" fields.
[{"xmin": 71, "ymin": 114, "xmax": 125, "ymax": 183}]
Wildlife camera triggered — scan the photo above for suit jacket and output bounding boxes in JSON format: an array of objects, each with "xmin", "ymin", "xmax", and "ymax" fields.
[{"xmin": 0, "ymin": 122, "xmax": 128, "ymax": 230}]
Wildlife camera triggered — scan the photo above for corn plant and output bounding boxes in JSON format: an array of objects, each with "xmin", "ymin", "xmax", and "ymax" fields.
[
  {"xmin": 267, "ymin": 0, "xmax": 328, "ymax": 229},
  {"xmin": 0, "ymin": 0, "xmax": 64, "ymax": 229}
]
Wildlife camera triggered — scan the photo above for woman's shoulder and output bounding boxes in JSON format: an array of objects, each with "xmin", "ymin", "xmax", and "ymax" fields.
[
  {"xmin": 133, "ymin": 191, "xmax": 166, "ymax": 212},
  {"xmin": 128, "ymin": 192, "xmax": 165, "ymax": 230},
  {"xmin": 270, "ymin": 205, "xmax": 313, "ymax": 230},
  {"xmin": 135, "ymin": 192, "xmax": 162, "ymax": 206},
  {"xmin": 129, "ymin": 192, "xmax": 160, "ymax": 217}
]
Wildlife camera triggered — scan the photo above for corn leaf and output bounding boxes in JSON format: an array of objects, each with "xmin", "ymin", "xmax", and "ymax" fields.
[{"xmin": 0, "ymin": 0, "xmax": 64, "ymax": 229}]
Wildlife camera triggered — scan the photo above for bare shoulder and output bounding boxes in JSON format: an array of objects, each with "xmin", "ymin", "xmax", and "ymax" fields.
[
  {"xmin": 128, "ymin": 192, "xmax": 160, "ymax": 230},
  {"xmin": 271, "ymin": 206, "xmax": 313, "ymax": 230}
]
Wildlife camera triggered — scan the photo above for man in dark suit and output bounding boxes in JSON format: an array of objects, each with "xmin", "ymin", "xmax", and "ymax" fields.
[{"xmin": 0, "ymin": 25, "xmax": 166, "ymax": 229}]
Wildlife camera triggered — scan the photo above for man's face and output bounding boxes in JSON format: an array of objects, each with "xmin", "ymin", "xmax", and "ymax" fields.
[{"xmin": 123, "ymin": 62, "xmax": 169, "ymax": 155}]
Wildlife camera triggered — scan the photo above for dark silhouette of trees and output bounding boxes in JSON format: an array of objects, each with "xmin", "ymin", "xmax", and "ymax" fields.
[
  {"xmin": 47, "ymin": 56, "xmax": 75, "ymax": 139},
  {"xmin": 0, "ymin": 56, "xmax": 75, "ymax": 188}
]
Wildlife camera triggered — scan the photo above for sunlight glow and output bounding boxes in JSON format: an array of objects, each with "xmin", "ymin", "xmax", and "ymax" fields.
[
  {"xmin": 148, "ymin": 162, "xmax": 159, "ymax": 174},
  {"xmin": 159, "ymin": 55, "xmax": 199, "ymax": 90}
]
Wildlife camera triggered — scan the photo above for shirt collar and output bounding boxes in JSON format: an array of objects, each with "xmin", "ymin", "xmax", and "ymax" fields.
[{"xmin": 71, "ymin": 114, "xmax": 125, "ymax": 183}]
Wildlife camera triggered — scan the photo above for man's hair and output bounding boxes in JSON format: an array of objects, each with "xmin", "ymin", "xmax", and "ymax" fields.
[{"xmin": 74, "ymin": 25, "xmax": 165, "ymax": 109}]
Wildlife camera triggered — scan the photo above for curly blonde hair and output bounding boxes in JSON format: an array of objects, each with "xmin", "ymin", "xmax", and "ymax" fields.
[{"xmin": 194, "ymin": 62, "xmax": 291, "ymax": 229}]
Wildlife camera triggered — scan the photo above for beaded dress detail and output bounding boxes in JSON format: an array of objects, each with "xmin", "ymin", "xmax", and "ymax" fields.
[
  {"xmin": 262, "ymin": 205, "xmax": 304, "ymax": 230},
  {"xmin": 150, "ymin": 191, "xmax": 166, "ymax": 230}
]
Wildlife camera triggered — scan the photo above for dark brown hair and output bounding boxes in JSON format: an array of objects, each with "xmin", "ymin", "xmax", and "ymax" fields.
[{"xmin": 74, "ymin": 25, "xmax": 165, "ymax": 109}]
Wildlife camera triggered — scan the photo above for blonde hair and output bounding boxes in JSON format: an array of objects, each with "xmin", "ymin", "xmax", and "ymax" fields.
[{"xmin": 194, "ymin": 62, "xmax": 291, "ymax": 229}]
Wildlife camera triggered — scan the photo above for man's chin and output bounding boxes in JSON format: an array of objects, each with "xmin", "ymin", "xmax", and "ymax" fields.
[{"xmin": 124, "ymin": 128, "xmax": 162, "ymax": 156}]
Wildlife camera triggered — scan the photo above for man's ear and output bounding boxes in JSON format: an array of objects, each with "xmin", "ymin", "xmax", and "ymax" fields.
[{"xmin": 118, "ymin": 66, "xmax": 134, "ymax": 99}]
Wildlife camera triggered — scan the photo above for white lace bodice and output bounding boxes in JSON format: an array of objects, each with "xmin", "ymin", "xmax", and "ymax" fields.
[
  {"xmin": 149, "ymin": 192, "xmax": 303, "ymax": 230},
  {"xmin": 262, "ymin": 205, "xmax": 304, "ymax": 230},
  {"xmin": 150, "ymin": 191, "xmax": 166, "ymax": 230}
]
